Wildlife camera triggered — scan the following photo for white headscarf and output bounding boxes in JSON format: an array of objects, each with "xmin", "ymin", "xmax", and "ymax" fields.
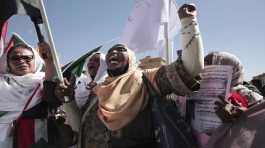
[
  {"xmin": 0, "ymin": 33, "xmax": 45, "ymax": 141},
  {"xmin": 0, "ymin": 33, "xmax": 44, "ymax": 73},
  {"xmin": 74, "ymin": 52, "xmax": 107, "ymax": 108}
]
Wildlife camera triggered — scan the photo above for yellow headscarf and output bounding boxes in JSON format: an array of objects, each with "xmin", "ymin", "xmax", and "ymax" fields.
[{"xmin": 95, "ymin": 44, "xmax": 147, "ymax": 131}]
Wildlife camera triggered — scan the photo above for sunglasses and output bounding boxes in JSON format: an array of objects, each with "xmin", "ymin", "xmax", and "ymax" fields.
[{"xmin": 9, "ymin": 55, "xmax": 34, "ymax": 62}]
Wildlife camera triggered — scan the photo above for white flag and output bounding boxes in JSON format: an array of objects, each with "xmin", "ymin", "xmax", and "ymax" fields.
[
  {"xmin": 0, "ymin": 21, "xmax": 8, "ymax": 57},
  {"xmin": 120, "ymin": 0, "xmax": 180, "ymax": 52}
]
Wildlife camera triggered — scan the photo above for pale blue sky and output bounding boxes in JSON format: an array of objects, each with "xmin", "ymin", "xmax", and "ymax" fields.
[{"xmin": 7, "ymin": 0, "xmax": 265, "ymax": 80}]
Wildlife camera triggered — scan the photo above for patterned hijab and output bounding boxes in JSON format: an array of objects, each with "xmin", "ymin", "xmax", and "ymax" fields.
[{"xmin": 204, "ymin": 51, "xmax": 244, "ymax": 86}]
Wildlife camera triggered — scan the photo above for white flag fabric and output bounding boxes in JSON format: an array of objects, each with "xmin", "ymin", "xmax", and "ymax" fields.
[
  {"xmin": 0, "ymin": 34, "xmax": 4, "ymax": 57},
  {"xmin": 120, "ymin": 0, "xmax": 180, "ymax": 52},
  {"xmin": 0, "ymin": 21, "xmax": 8, "ymax": 57}
]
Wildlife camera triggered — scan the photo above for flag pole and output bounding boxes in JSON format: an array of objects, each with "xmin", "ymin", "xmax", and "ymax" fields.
[
  {"xmin": 33, "ymin": 21, "xmax": 44, "ymax": 42},
  {"xmin": 39, "ymin": 0, "xmax": 63, "ymax": 80},
  {"xmin": 164, "ymin": 21, "xmax": 172, "ymax": 64},
  {"xmin": 30, "ymin": 16, "xmax": 45, "ymax": 43},
  {"xmin": 164, "ymin": 0, "xmax": 174, "ymax": 64},
  {"xmin": 38, "ymin": 0, "xmax": 69, "ymax": 102},
  {"xmin": 0, "ymin": 21, "xmax": 8, "ymax": 57}
]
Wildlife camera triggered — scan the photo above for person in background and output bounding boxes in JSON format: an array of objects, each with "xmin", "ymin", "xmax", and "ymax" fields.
[
  {"xmin": 75, "ymin": 52, "xmax": 107, "ymax": 113},
  {"xmin": 188, "ymin": 51, "xmax": 264, "ymax": 148},
  {"xmin": 74, "ymin": 52, "xmax": 109, "ymax": 148},
  {"xmin": 251, "ymin": 78, "xmax": 265, "ymax": 97},
  {"xmin": 204, "ymin": 52, "xmax": 264, "ymax": 148},
  {"xmin": 204, "ymin": 52, "xmax": 263, "ymax": 111}
]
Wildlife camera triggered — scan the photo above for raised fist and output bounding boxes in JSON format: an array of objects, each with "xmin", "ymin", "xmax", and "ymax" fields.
[
  {"xmin": 38, "ymin": 42, "xmax": 53, "ymax": 62},
  {"xmin": 178, "ymin": 3, "xmax": 197, "ymax": 19}
]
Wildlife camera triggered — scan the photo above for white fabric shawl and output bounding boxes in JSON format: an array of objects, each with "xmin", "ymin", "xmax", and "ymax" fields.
[
  {"xmin": 0, "ymin": 73, "xmax": 44, "ymax": 142},
  {"xmin": 0, "ymin": 34, "xmax": 45, "ymax": 141}
]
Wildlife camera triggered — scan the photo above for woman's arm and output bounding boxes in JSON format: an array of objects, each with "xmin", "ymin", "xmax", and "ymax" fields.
[
  {"xmin": 179, "ymin": 4, "xmax": 204, "ymax": 77},
  {"xmin": 38, "ymin": 42, "xmax": 62, "ymax": 108},
  {"xmin": 38, "ymin": 42, "xmax": 75, "ymax": 107},
  {"xmin": 153, "ymin": 4, "xmax": 203, "ymax": 96},
  {"xmin": 38, "ymin": 42, "xmax": 56, "ymax": 80}
]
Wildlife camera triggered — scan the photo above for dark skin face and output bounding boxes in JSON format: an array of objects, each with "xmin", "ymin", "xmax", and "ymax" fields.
[
  {"xmin": 106, "ymin": 46, "xmax": 129, "ymax": 71},
  {"xmin": 87, "ymin": 53, "xmax": 100, "ymax": 79},
  {"xmin": 7, "ymin": 47, "xmax": 35, "ymax": 76}
]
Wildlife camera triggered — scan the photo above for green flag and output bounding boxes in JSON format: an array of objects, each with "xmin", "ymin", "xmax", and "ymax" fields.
[
  {"xmin": 0, "ymin": 111, "xmax": 8, "ymax": 118},
  {"xmin": 62, "ymin": 46, "xmax": 101, "ymax": 79}
]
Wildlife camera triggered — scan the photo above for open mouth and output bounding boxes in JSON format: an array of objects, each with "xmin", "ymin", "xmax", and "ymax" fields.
[
  {"xmin": 16, "ymin": 66, "xmax": 29, "ymax": 72},
  {"xmin": 108, "ymin": 55, "xmax": 119, "ymax": 64}
]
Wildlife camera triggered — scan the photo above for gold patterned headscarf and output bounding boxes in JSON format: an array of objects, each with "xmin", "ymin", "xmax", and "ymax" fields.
[{"xmin": 94, "ymin": 44, "xmax": 147, "ymax": 131}]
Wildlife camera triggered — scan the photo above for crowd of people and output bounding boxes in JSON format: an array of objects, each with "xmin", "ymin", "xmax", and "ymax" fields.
[{"xmin": 0, "ymin": 3, "xmax": 264, "ymax": 148}]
